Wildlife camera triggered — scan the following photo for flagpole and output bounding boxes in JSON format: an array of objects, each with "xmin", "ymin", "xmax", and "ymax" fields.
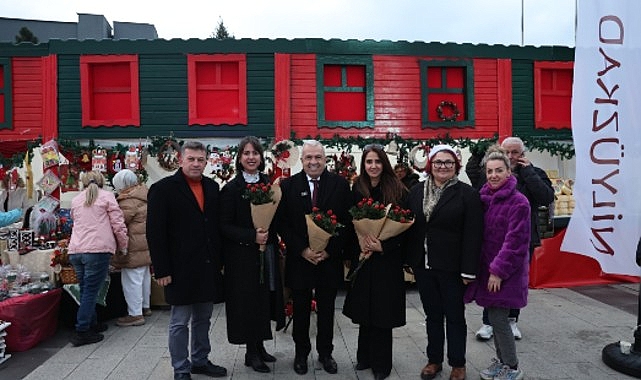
[{"xmin": 521, "ymin": 0, "xmax": 524, "ymax": 46}]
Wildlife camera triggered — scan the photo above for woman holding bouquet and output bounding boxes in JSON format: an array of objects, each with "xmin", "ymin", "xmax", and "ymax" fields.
[
  {"xmin": 406, "ymin": 145, "xmax": 483, "ymax": 380},
  {"xmin": 219, "ymin": 136, "xmax": 285, "ymax": 373},
  {"xmin": 342, "ymin": 144, "xmax": 409, "ymax": 380}
]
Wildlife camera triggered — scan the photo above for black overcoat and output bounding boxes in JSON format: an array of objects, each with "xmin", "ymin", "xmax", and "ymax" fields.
[
  {"xmin": 342, "ymin": 186, "xmax": 407, "ymax": 328},
  {"xmin": 146, "ymin": 169, "xmax": 224, "ymax": 305},
  {"xmin": 276, "ymin": 169, "xmax": 351, "ymax": 289},
  {"xmin": 405, "ymin": 181, "xmax": 483, "ymax": 276},
  {"xmin": 219, "ymin": 174, "xmax": 285, "ymax": 344}
]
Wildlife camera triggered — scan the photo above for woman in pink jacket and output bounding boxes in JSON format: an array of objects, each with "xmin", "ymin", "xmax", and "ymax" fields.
[{"xmin": 68, "ymin": 171, "xmax": 128, "ymax": 347}]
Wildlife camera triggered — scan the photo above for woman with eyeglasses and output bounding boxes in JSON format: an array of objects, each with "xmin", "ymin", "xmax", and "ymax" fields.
[
  {"xmin": 405, "ymin": 145, "xmax": 483, "ymax": 380},
  {"xmin": 342, "ymin": 144, "xmax": 408, "ymax": 380}
]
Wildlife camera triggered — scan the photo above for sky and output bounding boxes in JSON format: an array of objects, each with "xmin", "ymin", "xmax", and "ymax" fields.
[{"xmin": 2, "ymin": 0, "xmax": 576, "ymax": 46}]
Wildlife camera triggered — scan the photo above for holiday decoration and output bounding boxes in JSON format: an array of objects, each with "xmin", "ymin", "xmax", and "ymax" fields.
[
  {"xmin": 270, "ymin": 140, "xmax": 299, "ymax": 169},
  {"xmin": 436, "ymin": 100, "xmax": 461, "ymax": 122},
  {"xmin": 211, "ymin": 148, "xmax": 234, "ymax": 182},
  {"xmin": 36, "ymin": 170, "xmax": 61, "ymax": 195},
  {"xmin": 409, "ymin": 145, "xmax": 429, "ymax": 172},
  {"xmin": 40, "ymin": 140, "xmax": 60, "ymax": 169},
  {"xmin": 125, "ymin": 145, "xmax": 141, "ymax": 170},
  {"xmin": 58, "ymin": 164, "xmax": 80, "ymax": 192},
  {"xmin": 108, "ymin": 152, "xmax": 124, "ymax": 174},
  {"xmin": 92, "ymin": 147, "xmax": 108, "ymax": 172},
  {"xmin": 157, "ymin": 140, "xmax": 181, "ymax": 171}
]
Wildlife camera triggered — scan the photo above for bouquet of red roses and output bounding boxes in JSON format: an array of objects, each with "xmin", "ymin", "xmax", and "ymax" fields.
[
  {"xmin": 349, "ymin": 197, "xmax": 388, "ymax": 252},
  {"xmin": 242, "ymin": 182, "xmax": 282, "ymax": 250},
  {"xmin": 305, "ymin": 207, "xmax": 343, "ymax": 252},
  {"xmin": 242, "ymin": 182, "xmax": 282, "ymax": 283},
  {"xmin": 347, "ymin": 203, "xmax": 414, "ymax": 282},
  {"xmin": 378, "ymin": 204, "xmax": 415, "ymax": 241}
]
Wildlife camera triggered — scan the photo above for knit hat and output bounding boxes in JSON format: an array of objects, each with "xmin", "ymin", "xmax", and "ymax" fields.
[
  {"xmin": 112, "ymin": 169, "xmax": 139, "ymax": 192},
  {"xmin": 428, "ymin": 144, "xmax": 457, "ymax": 161}
]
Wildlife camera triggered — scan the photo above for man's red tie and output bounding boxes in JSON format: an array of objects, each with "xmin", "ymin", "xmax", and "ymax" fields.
[{"xmin": 311, "ymin": 179, "xmax": 319, "ymax": 207}]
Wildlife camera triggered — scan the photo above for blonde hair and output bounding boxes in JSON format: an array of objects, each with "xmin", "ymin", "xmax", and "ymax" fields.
[
  {"xmin": 81, "ymin": 171, "xmax": 104, "ymax": 206},
  {"xmin": 481, "ymin": 144, "xmax": 510, "ymax": 169}
]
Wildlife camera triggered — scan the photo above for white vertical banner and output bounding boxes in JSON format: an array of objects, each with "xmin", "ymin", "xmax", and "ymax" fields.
[{"xmin": 561, "ymin": 0, "xmax": 641, "ymax": 275}]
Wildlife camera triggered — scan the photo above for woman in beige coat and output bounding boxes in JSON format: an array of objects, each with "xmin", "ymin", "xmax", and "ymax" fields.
[{"xmin": 112, "ymin": 169, "xmax": 152, "ymax": 326}]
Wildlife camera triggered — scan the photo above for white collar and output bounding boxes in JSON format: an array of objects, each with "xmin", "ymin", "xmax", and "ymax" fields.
[{"xmin": 242, "ymin": 171, "xmax": 260, "ymax": 184}]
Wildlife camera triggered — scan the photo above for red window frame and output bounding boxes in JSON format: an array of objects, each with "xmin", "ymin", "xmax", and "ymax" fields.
[
  {"xmin": 534, "ymin": 61, "xmax": 573, "ymax": 129},
  {"xmin": 187, "ymin": 54, "xmax": 247, "ymax": 125},
  {"xmin": 80, "ymin": 55, "xmax": 140, "ymax": 127}
]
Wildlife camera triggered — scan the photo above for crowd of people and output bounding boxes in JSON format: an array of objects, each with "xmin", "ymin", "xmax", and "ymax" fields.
[{"xmin": 56, "ymin": 136, "xmax": 552, "ymax": 380}]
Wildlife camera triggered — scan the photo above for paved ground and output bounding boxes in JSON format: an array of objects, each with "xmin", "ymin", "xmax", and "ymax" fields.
[{"xmin": 3, "ymin": 283, "xmax": 641, "ymax": 380}]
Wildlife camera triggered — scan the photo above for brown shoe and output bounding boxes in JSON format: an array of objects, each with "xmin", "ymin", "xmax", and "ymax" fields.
[
  {"xmin": 116, "ymin": 315, "xmax": 145, "ymax": 326},
  {"xmin": 420, "ymin": 363, "xmax": 442, "ymax": 380},
  {"xmin": 450, "ymin": 366, "xmax": 466, "ymax": 380}
]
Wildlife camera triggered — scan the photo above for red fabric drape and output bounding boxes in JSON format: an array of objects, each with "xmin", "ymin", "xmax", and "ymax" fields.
[{"xmin": 529, "ymin": 229, "xmax": 640, "ymax": 289}]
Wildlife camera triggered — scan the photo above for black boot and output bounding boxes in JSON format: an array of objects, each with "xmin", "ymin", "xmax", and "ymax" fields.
[
  {"xmin": 70, "ymin": 330, "xmax": 104, "ymax": 347},
  {"xmin": 245, "ymin": 342, "xmax": 270, "ymax": 373},
  {"xmin": 257, "ymin": 341, "xmax": 276, "ymax": 362}
]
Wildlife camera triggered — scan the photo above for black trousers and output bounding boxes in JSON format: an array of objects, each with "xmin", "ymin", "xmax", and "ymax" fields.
[
  {"xmin": 291, "ymin": 287, "xmax": 338, "ymax": 358},
  {"xmin": 357, "ymin": 324, "xmax": 392, "ymax": 375},
  {"xmin": 414, "ymin": 267, "xmax": 467, "ymax": 368}
]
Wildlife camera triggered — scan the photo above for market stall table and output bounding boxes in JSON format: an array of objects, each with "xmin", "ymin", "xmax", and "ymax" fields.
[{"xmin": 0, "ymin": 288, "xmax": 61, "ymax": 352}]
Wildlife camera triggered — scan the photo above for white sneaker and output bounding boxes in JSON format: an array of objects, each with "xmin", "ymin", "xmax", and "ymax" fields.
[
  {"xmin": 480, "ymin": 358, "xmax": 503, "ymax": 380},
  {"xmin": 509, "ymin": 318, "xmax": 522, "ymax": 340},
  {"xmin": 475, "ymin": 324, "xmax": 493, "ymax": 340},
  {"xmin": 493, "ymin": 365, "xmax": 524, "ymax": 380}
]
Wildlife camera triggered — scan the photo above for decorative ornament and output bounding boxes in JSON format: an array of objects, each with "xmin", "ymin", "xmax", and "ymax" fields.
[
  {"xmin": 40, "ymin": 139, "xmax": 60, "ymax": 169},
  {"xmin": 108, "ymin": 152, "xmax": 124, "ymax": 174},
  {"xmin": 270, "ymin": 140, "xmax": 299, "ymax": 169},
  {"xmin": 37, "ymin": 169, "xmax": 62, "ymax": 195},
  {"xmin": 92, "ymin": 147, "xmax": 108, "ymax": 172},
  {"xmin": 436, "ymin": 100, "xmax": 461, "ymax": 122},
  {"xmin": 59, "ymin": 164, "xmax": 80, "ymax": 192},
  {"xmin": 125, "ymin": 145, "xmax": 141, "ymax": 170},
  {"xmin": 409, "ymin": 145, "xmax": 429, "ymax": 172},
  {"xmin": 157, "ymin": 140, "xmax": 181, "ymax": 171},
  {"xmin": 78, "ymin": 150, "xmax": 93, "ymax": 171},
  {"xmin": 331, "ymin": 152, "xmax": 357, "ymax": 182},
  {"xmin": 211, "ymin": 148, "xmax": 234, "ymax": 182}
]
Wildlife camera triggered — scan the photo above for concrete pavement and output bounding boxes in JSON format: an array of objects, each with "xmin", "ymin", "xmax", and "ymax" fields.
[{"xmin": 6, "ymin": 283, "xmax": 641, "ymax": 380}]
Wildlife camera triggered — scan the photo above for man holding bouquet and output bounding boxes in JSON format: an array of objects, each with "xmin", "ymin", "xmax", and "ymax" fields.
[{"xmin": 276, "ymin": 140, "xmax": 351, "ymax": 375}]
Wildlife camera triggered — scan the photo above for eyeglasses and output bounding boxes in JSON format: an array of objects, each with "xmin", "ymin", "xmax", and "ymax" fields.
[
  {"xmin": 431, "ymin": 160, "xmax": 456, "ymax": 168},
  {"xmin": 363, "ymin": 143, "xmax": 384, "ymax": 151}
]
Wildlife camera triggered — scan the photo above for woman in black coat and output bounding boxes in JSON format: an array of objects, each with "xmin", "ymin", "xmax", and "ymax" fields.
[
  {"xmin": 342, "ymin": 144, "xmax": 408, "ymax": 380},
  {"xmin": 219, "ymin": 136, "xmax": 285, "ymax": 373},
  {"xmin": 405, "ymin": 145, "xmax": 483, "ymax": 380}
]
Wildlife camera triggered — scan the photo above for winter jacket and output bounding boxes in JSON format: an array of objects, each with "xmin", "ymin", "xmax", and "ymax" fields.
[
  {"xmin": 464, "ymin": 175, "xmax": 530, "ymax": 309},
  {"xmin": 112, "ymin": 184, "xmax": 151, "ymax": 269},
  {"xmin": 68, "ymin": 188, "xmax": 128, "ymax": 255},
  {"xmin": 0, "ymin": 208, "xmax": 21, "ymax": 228}
]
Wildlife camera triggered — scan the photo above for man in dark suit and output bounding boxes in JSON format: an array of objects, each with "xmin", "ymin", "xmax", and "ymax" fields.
[
  {"xmin": 147, "ymin": 141, "xmax": 227, "ymax": 380},
  {"xmin": 277, "ymin": 140, "xmax": 351, "ymax": 375}
]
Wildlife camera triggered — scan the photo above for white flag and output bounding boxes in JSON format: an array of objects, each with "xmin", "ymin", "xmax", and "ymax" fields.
[{"xmin": 561, "ymin": 0, "xmax": 641, "ymax": 275}]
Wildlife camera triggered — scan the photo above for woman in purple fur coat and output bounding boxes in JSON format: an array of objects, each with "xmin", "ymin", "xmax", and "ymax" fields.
[{"xmin": 465, "ymin": 146, "xmax": 530, "ymax": 380}]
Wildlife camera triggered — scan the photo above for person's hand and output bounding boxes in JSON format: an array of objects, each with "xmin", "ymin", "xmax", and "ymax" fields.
[
  {"xmin": 156, "ymin": 275, "xmax": 172, "ymax": 286},
  {"xmin": 359, "ymin": 251, "xmax": 373, "ymax": 261},
  {"xmin": 462, "ymin": 278, "xmax": 473, "ymax": 285},
  {"xmin": 255, "ymin": 228, "xmax": 268, "ymax": 245},
  {"xmin": 302, "ymin": 247, "xmax": 322, "ymax": 265},
  {"xmin": 487, "ymin": 274, "xmax": 502, "ymax": 292},
  {"xmin": 318, "ymin": 250, "xmax": 329, "ymax": 261},
  {"xmin": 119, "ymin": 249, "xmax": 128, "ymax": 256},
  {"xmin": 364, "ymin": 235, "xmax": 382, "ymax": 253},
  {"xmin": 516, "ymin": 155, "xmax": 531, "ymax": 167}
]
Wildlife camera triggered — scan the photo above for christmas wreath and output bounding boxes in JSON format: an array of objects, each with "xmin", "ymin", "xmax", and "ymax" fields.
[
  {"xmin": 436, "ymin": 101, "xmax": 460, "ymax": 122},
  {"xmin": 157, "ymin": 140, "xmax": 181, "ymax": 171}
]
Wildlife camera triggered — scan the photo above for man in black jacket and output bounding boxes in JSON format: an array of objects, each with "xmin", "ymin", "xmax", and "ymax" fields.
[
  {"xmin": 147, "ymin": 141, "xmax": 226, "ymax": 380},
  {"xmin": 466, "ymin": 137, "xmax": 554, "ymax": 341},
  {"xmin": 276, "ymin": 140, "xmax": 351, "ymax": 375}
]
